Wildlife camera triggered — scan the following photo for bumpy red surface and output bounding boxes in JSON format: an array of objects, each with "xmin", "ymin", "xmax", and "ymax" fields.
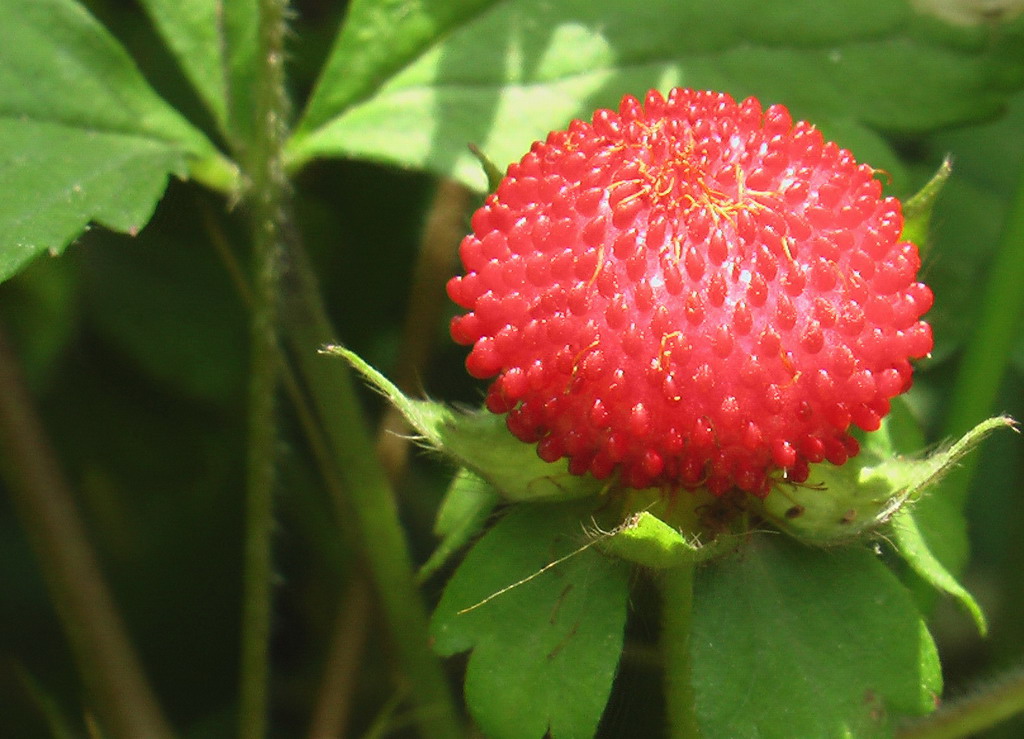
[{"xmin": 447, "ymin": 88, "xmax": 933, "ymax": 497}]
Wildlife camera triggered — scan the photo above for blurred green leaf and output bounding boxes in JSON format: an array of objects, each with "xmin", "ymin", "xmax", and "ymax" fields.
[
  {"xmin": 81, "ymin": 221, "xmax": 248, "ymax": 403},
  {"xmin": 418, "ymin": 468, "xmax": 500, "ymax": 582},
  {"xmin": 920, "ymin": 88, "xmax": 1024, "ymax": 364},
  {"xmin": 692, "ymin": 535, "xmax": 942, "ymax": 737},
  {"xmin": 137, "ymin": 0, "xmax": 258, "ymax": 144},
  {"xmin": 0, "ymin": 0, "xmax": 221, "ymax": 283},
  {"xmin": 431, "ymin": 500, "xmax": 630, "ymax": 739},
  {"xmin": 287, "ymin": 0, "xmax": 1024, "ymax": 187},
  {"xmin": 0, "ymin": 256, "xmax": 78, "ymax": 389}
]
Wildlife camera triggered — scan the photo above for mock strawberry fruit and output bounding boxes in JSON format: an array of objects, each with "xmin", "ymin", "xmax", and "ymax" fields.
[{"xmin": 447, "ymin": 88, "xmax": 932, "ymax": 497}]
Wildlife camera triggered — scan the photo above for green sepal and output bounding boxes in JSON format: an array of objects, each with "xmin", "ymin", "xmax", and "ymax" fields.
[
  {"xmin": 757, "ymin": 415, "xmax": 1015, "ymax": 544},
  {"xmin": 598, "ymin": 510, "xmax": 727, "ymax": 568},
  {"xmin": 890, "ymin": 508, "xmax": 987, "ymax": 635},
  {"xmin": 902, "ymin": 156, "xmax": 952, "ymax": 254},
  {"xmin": 417, "ymin": 468, "xmax": 500, "ymax": 583},
  {"xmin": 468, "ymin": 143, "xmax": 505, "ymax": 193},
  {"xmin": 326, "ymin": 346, "xmax": 605, "ymax": 502}
]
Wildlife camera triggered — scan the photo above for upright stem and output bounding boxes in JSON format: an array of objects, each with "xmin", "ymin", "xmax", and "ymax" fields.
[
  {"xmin": 661, "ymin": 564, "xmax": 701, "ymax": 739},
  {"xmin": 237, "ymin": 0, "xmax": 291, "ymax": 735},
  {"xmin": 0, "ymin": 325, "xmax": 173, "ymax": 739},
  {"xmin": 279, "ymin": 243, "xmax": 462, "ymax": 739},
  {"xmin": 307, "ymin": 179, "xmax": 471, "ymax": 736}
]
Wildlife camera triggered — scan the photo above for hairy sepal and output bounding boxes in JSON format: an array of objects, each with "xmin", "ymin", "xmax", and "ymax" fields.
[
  {"xmin": 327, "ymin": 346, "xmax": 605, "ymax": 502},
  {"xmin": 757, "ymin": 415, "xmax": 1014, "ymax": 544}
]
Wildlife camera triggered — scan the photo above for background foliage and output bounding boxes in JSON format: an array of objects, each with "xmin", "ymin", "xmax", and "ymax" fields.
[{"xmin": 1, "ymin": 0, "xmax": 1023, "ymax": 736}]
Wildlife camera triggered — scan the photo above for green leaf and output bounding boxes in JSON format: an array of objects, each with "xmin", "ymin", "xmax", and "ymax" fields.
[
  {"xmin": 296, "ymin": 0, "xmax": 499, "ymax": 135},
  {"xmin": 327, "ymin": 346, "xmax": 606, "ymax": 501},
  {"xmin": 0, "ymin": 122, "xmax": 184, "ymax": 281},
  {"xmin": 137, "ymin": 0, "xmax": 259, "ymax": 143},
  {"xmin": 417, "ymin": 468, "xmax": 500, "ymax": 583},
  {"xmin": 431, "ymin": 501, "xmax": 631, "ymax": 739},
  {"xmin": 756, "ymin": 415, "xmax": 1015, "ymax": 544},
  {"xmin": 136, "ymin": 0, "xmax": 229, "ymax": 131},
  {"xmin": 691, "ymin": 535, "xmax": 942, "ymax": 737},
  {"xmin": 0, "ymin": 0, "xmax": 222, "ymax": 283},
  {"xmin": 287, "ymin": 0, "xmax": 1024, "ymax": 187},
  {"xmin": 890, "ymin": 509, "xmax": 987, "ymax": 634}
]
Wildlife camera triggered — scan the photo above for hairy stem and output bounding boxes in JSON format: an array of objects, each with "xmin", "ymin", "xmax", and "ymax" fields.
[
  {"xmin": 279, "ymin": 242, "xmax": 462, "ymax": 739},
  {"xmin": 237, "ymin": 0, "xmax": 291, "ymax": 735},
  {"xmin": 898, "ymin": 666, "xmax": 1024, "ymax": 739},
  {"xmin": 0, "ymin": 324, "xmax": 173, "ymax": 739},
  {"xmin": 304, "ymin": 178, "xmax": 472, "ymax": 735},
  {"xmin": 941, "ymin": 161, "xmax": 1024, "ymax": 511},
  {"xmin": 661, "ymin": 564, "xmax": 701, "ymax": 739}
]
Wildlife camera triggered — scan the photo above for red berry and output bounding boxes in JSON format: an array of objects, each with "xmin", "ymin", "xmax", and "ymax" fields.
[{"xmin": 448, "ymin": 88, "xmax": 932, "ymax": 497}]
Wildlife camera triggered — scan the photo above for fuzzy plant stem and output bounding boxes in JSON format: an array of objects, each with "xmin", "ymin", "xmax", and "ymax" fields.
[
  {"xmin": 206, "ymin": 185, "xmax": 375, "ymax": 739},
  {"xmin": 279, "ymin": 241, "xmax": 462, "ymax": 739},
  {"xmin": 307, "ymin": 179, "xmax": 471, "ymax": 737},
  {"xmin": 898, "ymin": 666, "xmax": 1024, "ymax": 739},
  {"xmin": 661, "ymin": 564, "xmax": 701, "ymax": 739},
  {"xmin": 237, "ymin": 0, "xmax": 291, "ymax": 735},
  {"xmin": 0, "ymin": 324, "xmax": 173, "ymax": 739},
  {"xmin": 941, "ymin": 161, "xmax": 1024, "ymax": 510}
]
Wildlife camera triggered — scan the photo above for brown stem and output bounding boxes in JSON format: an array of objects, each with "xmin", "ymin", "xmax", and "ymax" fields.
[
  {"xmin": 0, "ymin": 323, "xmax": 173, "ymax": 739},
  {"xmin": 306, "ymin": 578, "xmax": 373, "ymax": 739}
]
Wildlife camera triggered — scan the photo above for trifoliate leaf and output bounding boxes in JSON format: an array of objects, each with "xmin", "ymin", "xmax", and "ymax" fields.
[
  {"xmin": 327, "ymin": 345, "xmax": 606, "ymax": 501},
  {"xmin": 431, "ymin": 500, "xmax": 630, "ymax": 739}
]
